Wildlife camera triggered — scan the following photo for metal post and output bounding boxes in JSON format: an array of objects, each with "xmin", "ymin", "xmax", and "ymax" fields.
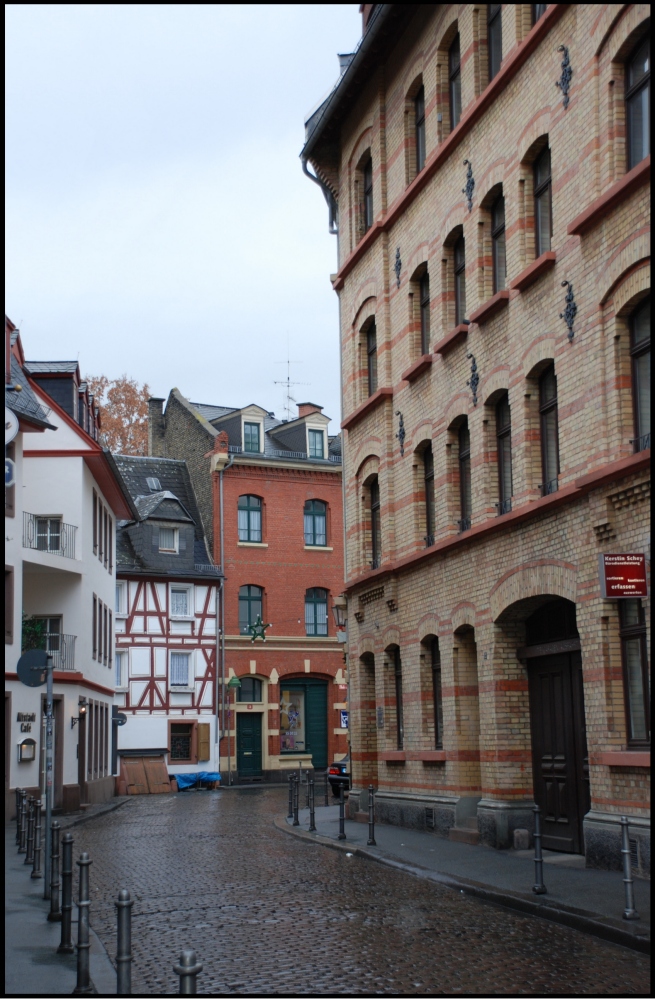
[
  {"xmin": 57, "ymin": 833, "xmax": 75, "ymax": 953},
  {"xmin": 174, "ymin": 949, "xmax": 203, "ymax": 995},
  {"xmin": 31, "ymin": 799, "xmax": 43, "ymax": 878},
  {"xmin": 44, "ymin": 654, "xmax": 54, "ymax": 899},
  {"xmin": 305, "ymin": 772, "xmax": 310, "ymax": 808},
  {"xmin": 73, "ymin": 852, "xmax": 93, "ymax": 994},
  {"xmin": 292, "ymin": 776, "xmax": 299, "ymax": 826},
  {"xmin": 338, "ymin": 783, "xmax": 346, "ymax": 840},
  {"xmin": 620, "ymin": 816, "xmax": 640, "ymax": 920},
  {"xmin": 287, "ymin": 774, "xmax": 293, "ymax": 819},
  {"xmin": 367, "ymin": 784, "xmax": 376, "ymax": 846},
  {"xmin": 25, "ymin": 796, "xmax": 35, "ymax": 865},
  {"xmin": 15, "ymin": 787, "xmax": 22, "ymax": 845},
  {"xmin": 324, "ymin": 769, "xmax": 329, "ymax": 807},
  {"xmin": 48, "ymin": 821, "xmax": 62, "ymax": 921},
  {"xmin": 18, "ymin": 789, "xmax": 28, "ymax": 853},
  {"xmin": 116, "ymin": 889, "xmax": 133, "ymax": 995},
  {"xmin": 532, "ymin": 805, "xmax": 547, "ymax": 894},
  {"xmin": 308, "ymin": 779, "xmax": 316, "ymax": 832}
]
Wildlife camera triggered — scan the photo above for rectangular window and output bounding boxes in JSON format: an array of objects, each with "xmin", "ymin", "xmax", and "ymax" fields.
[
  {"xmin": 103, "ymin": 509, "xmax": 108, "ymax": 567},
  {"xmin": 239, "ymin": 585, "xmax": 263, "ymax": 635},
  {"xmin": 419, "ymin": 272, "xmax": 431, "ymax": 354},
  {"xmin": 539, "ymin": 365, "xmax": 559, "ymax": 495},
  {"xmin": 108, "ymin": 518, "xmax": 113, "ymax": 572},
  {"xmin": 394, "ymin": 648, "xmax": 404, "ymax": 750},
  {"xmin": 171, "ymin": 587, "xmax": 189, "ymax": 617},
  {"xmin": 534, "ymin": 146, "xmax": 552, "ymax": 257},
  {"xmin": 363, "ymin": 157, "xmax": 373, "ymax": 232},
  {"xmin": 488, "ymin": 4, "xmax": 502, "ymax": 81},
  {"xmin": 458, "ymin": 422, "xmax": 471, "ymax": 531},
  {"xmin": 115, "ymin": 582, "xmax": 126, "ymax": 615},
  {"xmin": 87, "ymin": 700, "xmax": 94, "ymax": 780},
  {"xmin": 280, "ymin": 689, "xmax": 306, "ymax": 752},
  {"xmin": 238, "ymin": 495, "xmax": 262, "ymax": 542},
  {"xmin": 115, "ymin": 650, "xmax": 127, "ymax": 688},
  {"xmin": 308, "ymin": 429, "xmax": 325, "ymax": 459},
  {"xmin": 630, "ymin": 299, "xmax": 650, "ymax": 452},
  {"xmin": 370, "ymin": 478, "xmax": 381, "ymax": 569},
  {"xmin": 243, "ymin": 422, "xmax": 261, "ymax": 453},
  {"xmin": 431, "ymin": 638, "xmax": 443, "ymax": 749},
  {"xmin": 36, "ymin": 517, "xmax": 62, "ymax": 553},
  {"xmin": 98, "ymin": 600, "xmax": 103, "ymax": 663},
  {"xmin": 454, "ymin": 236, "xmax": 466, "ymax": 325},
  {"xmin": 415, "ymin": 86, "xmax": 426, "ymax": 173},
  {"xmin": 491, "ymin": 195, "xmax": 506, "ymax": 293},
  {"xmin": 304, "ymin": 500, "xmax": 327, "ymax": 546},
  {"xmin": 170, "ymin": 722, "xmax": 194, "ymax": 761},
  {"xmin": 93, "ymin": 491, "xmax": 98, "ymax": 553},
  {"xmin": 103, "ymin": 604, "xmax": 108, "ymax": 664},
  {"xmin": 532, "ymin": 4, "xmax": 547, "ymax": 24},
  {"xmin": 97, "ymin": 501, "xmax": 103, "ymax": 563},
  {"xmin": 170, "ymin": 652, "xmax": 191, "ymax": 687},
  {"xmin": 237, "ymin": 677, "xmax": 263, "ymax": 702},
  {"xmin": 93, "ymin": 595, "xmax": 97, "ymax": 659},
  {"xmin": 449, "ymin": 34, "xmax": 462, "ymax": 130},
  {"xmin": 626, "ymin": 37, "xmax": 650, "ymax": 170},
  {"xmin": 108, "ymin": 611, "xmax": 112, "ymax": 665},
  {"xmin": 367, "ymin": 323, "xmax": 378, "ymax": 396},
  {"xmin": 159, "ymin": 527, "xmax": 178, "ymax": 552},
  {"xmin": 496, "ymin": 393, "xmax": 512, "ymax": 514},
  {"xmin": 619, "ymin": 601, "xmax": 650, "ymax": 746},
  {"xmin": 424, "ymin": 446, "xmax": 435, "ymax": 546},
  {"xmin": 305, "ymin": 589, "xmax": 328, "ymax": 636}
]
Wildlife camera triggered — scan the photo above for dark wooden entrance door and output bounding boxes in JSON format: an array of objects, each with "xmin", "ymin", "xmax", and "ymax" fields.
[
  {"xmin": 237, "ymin": 713, "xmax": 263, "ymax": 778},
  {"xmin": 528, "ymin": 651, "xmax": 590, "ymax": 853}
]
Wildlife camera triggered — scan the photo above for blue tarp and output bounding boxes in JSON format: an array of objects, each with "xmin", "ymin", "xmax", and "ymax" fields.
[{"xmin": 174, "ymin": 772, "xmax": 221, "ymax": 790}]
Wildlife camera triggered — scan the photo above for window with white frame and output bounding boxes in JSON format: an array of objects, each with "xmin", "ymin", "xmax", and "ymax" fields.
[
  {"xmin": 159, "ymin": 526, "xmax": 178, "ymax": 553},
  {"xmin": 243, "ymin": 421, "xmax": 261, "ymax": 453},
  {"xmin": 308, "ymin": 429, "xmax": 325, "ymax": 459},
  {"xmin": 115, "ymin": 650, "xmax": 128, "ymax": 689},
  {"xmin": 170, "ymin": 651, "xmax": 191, "ymax": 687},
  {"xmin": 170, "ymin": 586, "xmax": 192, "ymax": 617},
  {"xmin": 115, "ymin": 581, "xmax": 127, "ymax": 615}
]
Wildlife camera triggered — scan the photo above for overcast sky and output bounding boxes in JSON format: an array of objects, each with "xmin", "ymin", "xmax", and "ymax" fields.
[{"xmin": 6, "ymin": 4, "xmax": 361, "ymax": 426}]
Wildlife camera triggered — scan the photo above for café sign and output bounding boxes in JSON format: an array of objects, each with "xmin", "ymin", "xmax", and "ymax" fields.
[
  {"xmin": 599, "ymin": 553, "xmax": 648, "ymax": 599},
  {"xmin": 17, "ymin": 712, "xmax": 36, "ymax": 733}
]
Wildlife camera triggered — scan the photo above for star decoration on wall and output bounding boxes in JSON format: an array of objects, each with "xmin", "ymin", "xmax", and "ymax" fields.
[{"xmin": 248, "ymin": 615, "xmax": 272, "ymax": 643}]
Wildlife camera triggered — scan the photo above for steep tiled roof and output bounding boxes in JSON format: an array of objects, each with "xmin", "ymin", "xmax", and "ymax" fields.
[
  {"xmin": 113, "ymin": 455, "xmax": 205, "ymax": 539},
  {"xmin": 6, "ymin": 355, "xmax": 57, "ymax": 429},
  {"xmin": 24, "ymin": 361, "xmax": 79, "ymax": 374}
]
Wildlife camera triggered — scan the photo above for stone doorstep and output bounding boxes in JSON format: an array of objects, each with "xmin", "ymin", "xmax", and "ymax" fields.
[
  {"xmin": 354, "ymin": 811, "xmax": 368, "ymax": 823},
  {"xmin": 448, "ymin": 816, "xmax": 481, "ymax": 845}
]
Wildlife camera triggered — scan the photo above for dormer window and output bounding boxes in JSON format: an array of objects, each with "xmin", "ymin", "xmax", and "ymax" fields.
[
  {"xmin": 159, "ymin": 527, "xmax": 178, "ymax": 553},
  {"xmin": 244, "ymin": 422, "xmax": 261, "ymax": 453},
  {"xmin": 146, "ymin": 477, "xmax": 162, "ymax": 492},
  {"xmin": 308, "ymin": 429, "xmax": 325, "ymax": 459}
]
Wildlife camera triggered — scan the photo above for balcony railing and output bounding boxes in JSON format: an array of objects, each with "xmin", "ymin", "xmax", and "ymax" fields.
[
  {"xmin": 227, "ymin": 444, "xmax": 341, "ymax": 463},
  {"xmin": 424, "ymin": 534, "xmax": 435, "ymax": 548},
  {"xmin": 496, "ymin": 498, "xmax": 513, "ymax": 516},
  {"xmin": 539, "ymin": 479, "xmax": 558, "ymax": 497},
  {"xmin": 23, "ymin": 513, "xmax": 77, "ymax": 559},
  {"xmin": 457, "ymin": 517, "xmax": 471, "ymax": 533},
  {"xmin": 193, "ymin": 563, "xmax": 223, "ymax": 576},
  {"xmin": 21, "ymin": 633, "xmax": 77, "ymax": 671},
  {"xmin": 631, "ymin": 432, "xmax": 650, "ymax": 453}
]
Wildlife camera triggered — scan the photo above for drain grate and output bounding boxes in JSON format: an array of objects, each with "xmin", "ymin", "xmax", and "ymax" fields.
[
  {"xmin": 425, "ymin": 807, "xmax": 435, "ymax": 830},
  {"xmin": 630, "ymin": 838, "xmax": 639, "ymax": 870}
]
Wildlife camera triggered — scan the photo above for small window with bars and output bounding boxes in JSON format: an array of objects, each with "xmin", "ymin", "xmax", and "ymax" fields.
[{"xmin": 170, "ymin": 723, "xmax": 193, "ymax": 761}]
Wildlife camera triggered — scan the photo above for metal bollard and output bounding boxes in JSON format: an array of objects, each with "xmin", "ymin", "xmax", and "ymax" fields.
[
  {"xmin": 116, "ymin": 889, "xmax": 133, "ymax": 995},
  {"xmin": 620, "ymin": 816, "xmax": 640, "ymax": 920},
  {"xmin": 367, "ymin": 784, "xmax": 376, "ymax": 846},
  {"xmin": 25, "ymin": 797, "xmax": 36, "ymax": 865},
  {"xmin": 292, "ymin": 776, "xmax": 299, "ymax": 827},
  {"xmin": 532, "ymin": 805, "xmax": 547, "ymax": 894},
  {"xmin": 305, "ymin": 772, "xmax": 310, "ymax": 808},
  {"xmin": 174, "ymin": 949, "xmax": 203, "ymax": 995},
  {"xmin": 287, "ymin": 774, "xmax": 294, "ymax": 819},
  {"xmin": 15, "ymin": 787, "xmax": 22, "ymax": 845},
  {"xmin": 73, "ymin": 852, "xmax": 93, "ymax": 994},
  {"xmin": 48, "ymin": 821, "xmax": 62, "ymax": 921},
  {"xmin": 31, "ymin": 800, "xmax": 43, "ymax": 878},
  {"xmin": 18, "ymin": 790, "xmax": 28, "ymax": 853},
  {"xmin": 308, "ymin": 779, "xmax": 316, "ymax": 832},
  {"xmin": 324, "ymin": 770, "xmax": 329, "ymax": 807},
  {"xmin": 338, "ymin": 783, "xmax": 346, "ymax": 841},
  {"xmin": 57, "ymin": 833, "xmax": 75, "ymax": 953}
]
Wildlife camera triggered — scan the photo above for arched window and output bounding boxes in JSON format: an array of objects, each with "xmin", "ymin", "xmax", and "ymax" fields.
[
  {"xmin": 454, "ymin": 235, "xmax": 466, "ymax": 324},
  {"xmin": 370, "ymin": 477, "xmax": 381, "ymax": 568},
  {"xmin": 304, "ymin": 499, "xmax": 327, "ymax": 546},
  {"xmin": 496, "ymin": 393, "xmax": 512, "ymax": 514},
  {"xmin": 239, "ymin": 585, "xmax": 263, "ymax": 635},
  {"xmin": 415, "ymin": 85, "xmax": 426, "ymax": 173},
  {"xmin": 532, "ymin": 4, "xmax": 547, "ymax": 25},
  {"xmin": 363, "ymin": 156, "xmax": 374, "ymax": 232},
  {"xmin": 534, "ymin": 145, "xmax": 552, "ymax": 257},
  {"xmin": 619, "ymin": 600, "xmax": 650, "ymax": 746},
  {"xmin": 305, "ymin": 588, "xmax": 328, "ymax": 636},
  {"xmin": 237, "ymin": 677, "xmax": 263, "ymax": 702},
  {"xmin": 367, "ymin": 322, "xmax": 378, "ymax": 395},
  {"xmin": 431, "ymin": 637, "xmax": 443, "ymax": 749},
  {"xmin": 424, "ymin": 445, "xmax": 435, "ymax": 545},
  {"xmin": 392, "ymin": 646, "xmax": 404, "ymax": 750},
  {"xmin": 238, "ymin": 495, "xmax": 262, "ymax": 542},
  {"xmin": 458, "ymin": 420, "xmax": 471, "ymax": 532},
  {"xmin": 630, "ymin": 298, "xmax": 650, "ymax": 452},
  {"xmin": 419, "ymin": 270, "xmax": 431, "ymax": 354},
  {"xmin": 491, "ymin": 193, "xmax": 506, "ymax": 292},
  {"xmin": 488, "ymin": 4, "xmax": 503, "ymax": 81},
  {"xmin": 539, "ymin": 365, "xmax": 559, "ymax": 495},
  {"xmin": 626, "ymin": 36, "xmax": 650, "ymax": 170},
  {"xmin": 449, "ymin": 33, "xmax": 462, "ymax": 129}
]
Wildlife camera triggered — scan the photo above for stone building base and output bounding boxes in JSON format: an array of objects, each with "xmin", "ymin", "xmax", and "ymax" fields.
[
  {"xmin": 584, "ymin": 810, "xmax": 650, "ymax": 878},
  {"xmin": 477, "ymin": 798, "xmax": 536, "ymax": 849}
]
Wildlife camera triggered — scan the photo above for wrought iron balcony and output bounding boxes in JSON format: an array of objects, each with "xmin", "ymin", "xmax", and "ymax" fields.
[
  {"xmin": 21, "ymin": 633, "xmax": 77, "ymax": 671},
  {"xmin": 23, "ymin": 513, "xmax": 77, "ymax": 560},
  {"xmin": 631, "ymin": 432, "xmax": 650, "ymax": 453},
  {"xmin": 457, "ymin": 517, "xmax": 471, "ymax": 533},
  {"xmin": 539, "ymin": 479, "xmax": 559, "ymax": 497},
  {"xmin": 496, "ymin": 498, "xmax": 512, "ymax": 516},
  {"xmin": 193, "ymin": 563, "xmax": 223, "ymax": 576}
]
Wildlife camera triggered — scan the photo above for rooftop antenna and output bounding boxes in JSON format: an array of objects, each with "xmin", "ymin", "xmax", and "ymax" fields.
[{"xmin": 274, "ymin": 340, "xmax": 309, "ymax": 420}]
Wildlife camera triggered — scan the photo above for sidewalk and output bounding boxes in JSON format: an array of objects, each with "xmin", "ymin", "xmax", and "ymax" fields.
[
  {"xmin": 276, "ymin": 804, "xmax": 650, "ymax": 954},
  {"xmin": 5, "ymin": 802, "xmax": 129, "ymax": 997}
]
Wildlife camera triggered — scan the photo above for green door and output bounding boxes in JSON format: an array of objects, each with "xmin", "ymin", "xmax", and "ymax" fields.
[
  {"xmin": 306, "ymin": 682, "xmax": 328, "ymax": 769},
  {"xmin": 237, "ymin": 713, "xmax": 263, "ymax": 777}
]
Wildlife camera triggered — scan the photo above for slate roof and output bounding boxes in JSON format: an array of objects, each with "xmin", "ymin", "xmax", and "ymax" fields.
[
  {"xmin": 24, "ymin": 361, "xmax": 80, "ymax": 374},
  {"xmin": 6, "ymin": 354, "xmax": 57, "ymax": 429},
  {"xmin": 190, "ymin": 402, "xmax": 237, "ymax": 422}
]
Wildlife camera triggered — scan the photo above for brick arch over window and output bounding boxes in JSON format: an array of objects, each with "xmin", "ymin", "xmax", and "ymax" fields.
[
  {"xmin": 594, "ymin": 3, "xmax": 650, "ymax": 59},
  {"xmin": 520, "ymin": 334, "xmax": 557, "ymax": 380},
  {"xmin": 450, "ymin": 602, "xmax": 477, "ymax": 634},
  {"xmin": 612, "ymin": 260, "xmax": 650, "ymax": 317},
  {"xmin": 351, "ymin": 288, "xmax": 378, "ymax": 330},
  {"xmin": 490, "ymin": 560, "xmax": 578, "ymax": 624},
  {"xmin": 480, "ymin": 365, "xmax": 511, "ymax": 406},
  {"xmin": 599, "ymin": 233, "xmax": 650, "ymax": 305}
]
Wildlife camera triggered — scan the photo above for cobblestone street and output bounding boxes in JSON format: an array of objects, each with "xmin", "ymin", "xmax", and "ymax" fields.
[{"xmin": 65, "ymin": 788, "xmax": 650, "ymax": 995}]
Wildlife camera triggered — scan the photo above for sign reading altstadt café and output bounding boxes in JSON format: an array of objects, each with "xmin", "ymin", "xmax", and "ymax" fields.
[{"xmin": 599, "ymin": 553, "xmax": 649, "ymax": 599}]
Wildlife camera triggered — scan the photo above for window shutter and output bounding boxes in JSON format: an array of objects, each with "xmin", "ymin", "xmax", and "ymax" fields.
[{"xmin": 196, "ymin": 723, "xmax": 211, "ymax": 761}]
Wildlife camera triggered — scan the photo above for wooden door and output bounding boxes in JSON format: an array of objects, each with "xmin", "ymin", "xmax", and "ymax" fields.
[
  {"xmin": 305, "ymin": 683, "xmax": 328, "ymax": 770},
  {"xmin": 237, "ymin": 713, "xmax": 262, "ymax": 777},
  {"xmin": 528, "ymin": 652, "xmax": 589, "ymax": 853}
]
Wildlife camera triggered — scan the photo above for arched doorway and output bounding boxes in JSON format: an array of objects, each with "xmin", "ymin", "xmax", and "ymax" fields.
[{"xmin": 523, "ymin": 599, "xmax": 590, "ymax": 853}]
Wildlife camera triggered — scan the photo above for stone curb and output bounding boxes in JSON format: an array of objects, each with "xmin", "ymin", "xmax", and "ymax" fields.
[
  {"xmin": 55, "ymin": 795, "xmax": 133, "ymax": 830},
  {"xmin": 274, "ymin": 816, "xmax": 650, "ymax": 955}
]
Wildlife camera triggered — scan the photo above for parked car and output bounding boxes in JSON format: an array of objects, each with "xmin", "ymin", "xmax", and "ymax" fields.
[{"xmin": 327, "ymin": 755, "xmax": 350, "ymax": 797}]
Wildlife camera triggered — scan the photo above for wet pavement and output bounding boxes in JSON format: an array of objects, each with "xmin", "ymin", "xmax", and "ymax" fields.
[{"xmin": 51, "ymin": 786, "xmax": 650, "ymax": 995}]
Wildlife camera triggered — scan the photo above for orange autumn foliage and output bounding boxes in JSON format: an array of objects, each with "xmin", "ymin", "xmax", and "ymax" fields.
[{"xmin": 85, "ymin": 373, "xmax": 151, "ymax": 455}]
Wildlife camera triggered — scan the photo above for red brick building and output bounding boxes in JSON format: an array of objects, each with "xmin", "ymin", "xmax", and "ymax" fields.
[{"xmin": 148, "ymin": 391, "xmax": 346, "ymax": 782}]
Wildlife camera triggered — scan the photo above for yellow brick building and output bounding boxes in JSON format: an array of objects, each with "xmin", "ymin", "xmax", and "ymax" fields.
[{"xmin": 303, "ymin": 3, "xmax": 650, "ymax": 871}]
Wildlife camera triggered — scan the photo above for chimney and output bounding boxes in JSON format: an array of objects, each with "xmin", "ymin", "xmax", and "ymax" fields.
[
  {"xmin": 148, "ymin": 397, "xmax": 166, "ymax": 456},
  {"xmin": 297, "ymin": 402, "xmax": 323, "ymax": 419}
]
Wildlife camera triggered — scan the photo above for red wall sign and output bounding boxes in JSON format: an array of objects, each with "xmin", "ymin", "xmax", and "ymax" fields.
[{"xmin": 599, "ymin": 553, "xmax": 649, "ymax": 598}]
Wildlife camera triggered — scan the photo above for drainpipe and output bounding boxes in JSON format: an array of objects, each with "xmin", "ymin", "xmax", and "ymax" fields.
[
  {"xmin": 218, "ymin": 455, "xmax": 234, "ymax": 771},
  {"xmin": 301, "ymin": 156, "xmax": 338, "ymax": 236}
]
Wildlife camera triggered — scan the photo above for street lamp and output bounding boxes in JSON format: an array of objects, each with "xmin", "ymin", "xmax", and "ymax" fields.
[
  {"xmin": 71, "ymin": 697, "xmax": 88, "ymax": 730},
  {"xmin": 331, "ymin": 595, "xmax": 347, "ymax": 630}
]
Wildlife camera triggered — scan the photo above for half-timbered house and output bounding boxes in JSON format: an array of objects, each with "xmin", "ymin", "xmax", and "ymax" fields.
[{"xmin": 113, "ymin": 455, "xmax": 222, "ymax": 787}]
